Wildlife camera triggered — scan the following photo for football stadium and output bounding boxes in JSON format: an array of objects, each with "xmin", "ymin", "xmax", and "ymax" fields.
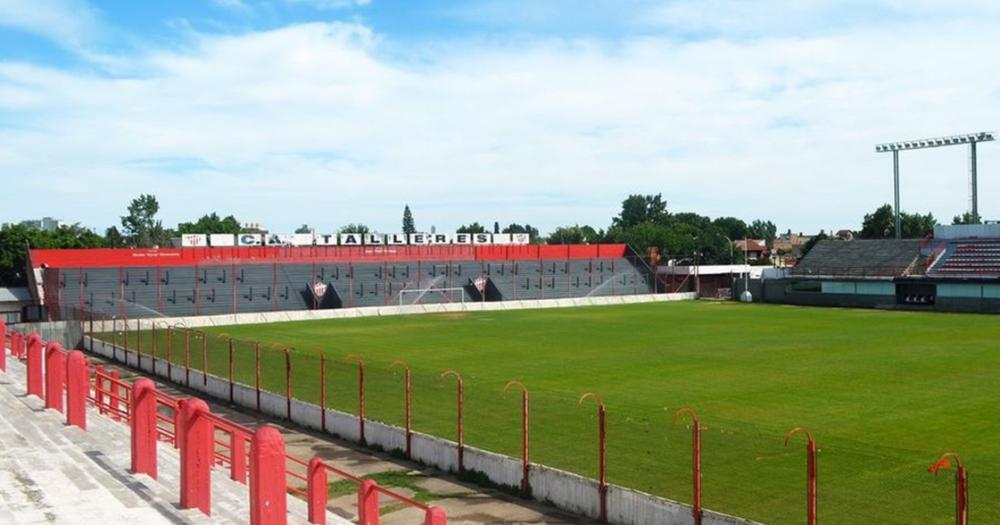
[{"xmin": 4, "ymin": 3, "xmax": 1000, "ymax": 525}]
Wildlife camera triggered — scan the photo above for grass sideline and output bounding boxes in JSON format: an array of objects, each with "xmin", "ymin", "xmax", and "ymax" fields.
[{"xmin": 104, "ymin": 301, "xmax": 1000, "ymax": 524}]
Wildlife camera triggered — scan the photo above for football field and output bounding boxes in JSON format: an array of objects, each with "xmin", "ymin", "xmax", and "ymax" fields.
[{"xmin": 116, "ymin": 301, "xmax": 1000, "ymax": 524}]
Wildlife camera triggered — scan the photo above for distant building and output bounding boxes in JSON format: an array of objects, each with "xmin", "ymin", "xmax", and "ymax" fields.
[
  {"xmin": 4, "ymin": 217, "xmax": 62, "ymax": 232},
  {"xmin": 242, "ymin": 222, "xmax": 268, "ymax": 234},
  {"xmin": 734, "ymin": 239, "xmax": 769, "ymax": 261},
  {"xmin": 835, "ymin": 229, "xmax": 854, "ymax": 241}
]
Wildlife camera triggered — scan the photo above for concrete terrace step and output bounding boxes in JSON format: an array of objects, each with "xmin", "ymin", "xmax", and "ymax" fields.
[{"xmin": 0, "ymin": 357, "xmax": 342, "ymax": 525}]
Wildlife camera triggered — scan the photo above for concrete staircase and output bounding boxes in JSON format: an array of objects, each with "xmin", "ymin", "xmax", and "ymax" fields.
[{"xmin": 0, "ymin": 358, "xmax": 341, "ymax": 524}]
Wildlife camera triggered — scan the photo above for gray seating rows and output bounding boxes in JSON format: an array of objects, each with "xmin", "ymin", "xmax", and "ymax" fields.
[
  {"xmin": 50, "ymin": 257, "xmax": 655, "ymax": 319},
  {"xmin": 791, "ymin": 239, "xmax": 921, "ymax": 277}
]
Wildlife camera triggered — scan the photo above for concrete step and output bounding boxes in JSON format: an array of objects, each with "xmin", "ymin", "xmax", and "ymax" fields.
[{"xmin": 0, "ymin": 357, "xmax": 344, "ymax": 524}]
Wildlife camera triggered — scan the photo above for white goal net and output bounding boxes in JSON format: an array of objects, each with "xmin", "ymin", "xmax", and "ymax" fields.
[{"xmin": 398, "ymin": 286, "xmax": 468, "ymax": 305}]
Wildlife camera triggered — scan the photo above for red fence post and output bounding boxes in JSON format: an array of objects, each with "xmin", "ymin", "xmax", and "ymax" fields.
[
  {"xmin": 227, "ymin": 337, "xmax": 235, "ymax": 403},
  {"xmin": 255, "ymin": 342, "xmax": 262, "ymax": 412},
  {"xmin": 44, "ymin": 342, "xmax": 66, "ymax": 412},
  {"xmin": 320, "ymin": 354, "xmax": 327, "ymax": 433},
  {"xmin": 65, "ymin": 351, "xmax": 88, "ymax": 430},
  {"xmin": 674, "ymin": 408, "xmax": 702, "ymax": 525},
  {"xmin": 131, "ymin": 378, "xmax": 158, "ymax": 479},
  {"xmin": 0, "ymin": 320, "xmax": 6, "ymax": 371},
  {"xmin": 231, "ymin": 431, "xmax": 247, "ymax": 483},
  {"xmin": 249, "ymin": 425, "xmax": 288, "ymax": 525},
  {"xmin": 423, "ymin": 507, "xmax": 447, "ymax": 525},
  {"xmin": 285, "ymin": 348, "xmax": 292, "ymax": 420},
  {"xmin": 307, "ymin": 457, "xmax": 328, "ymax": 525},
  {"xmin": 180, "ymin": 398, "xmax": 212, "ymax": 515},
  {"xmin": 357, "ymin": 479, "xmax": 380, "ymax": 525},
  {"xmin": 389, "ymin": 361, "xmax": 412, "ymax": 458},
  {"xmin": 504, "ymin": 381, "xmax": 530, "ymax": 494},
  {"xmin": 579, "ymin": 393, "xmax": 607, "ymax": 522},
  {"xmin": 110, "ymin": 369, "xmax": 122, "ymax": 421},
  {"xmin": 785, "ymin": 427, "xmax": 817, "ymax": 525},
  {"xmin": 440, "ymin": 370, "xmax": 463, "ymax": 471},
  {"xmin": 929, "ymin": 452, "xmax": 968, "ymax": 525},
  {"xmin": 26, "ymin": 334, "xmax": 44, "ymax": 399}
]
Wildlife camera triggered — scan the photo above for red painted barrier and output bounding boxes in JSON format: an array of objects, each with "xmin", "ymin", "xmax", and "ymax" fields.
[
  {"xmin": 307, "ymin": 458, "xmax": 328, "ymax": 525},
  {"xmin": 249, "ymin": 426, "xmax": 287, "ymax": 525},
  {"xmin": 44, "ymin": 342, "xmax": 66, "ymax": 412},
  {"xmin": 131, "ymin": 378, "xmax": 159, "ymax": 478},
  {"xmin": 180, "ymin": 398, "xmax": 213, "ymax": 515},
  {"xmin": 26, "ymin": 333, "xmax": 44, "ymax": 399},
  {"xmin": 357, "ymin": 479, "xmax": 380, "ymax": 525},
  {"xmin": 65, "ymin": 351, "xmax": 88, "ymax": 430},
  {"xmin": 0, "ymin": 321, "xmax": 6, "ymax": 371}
]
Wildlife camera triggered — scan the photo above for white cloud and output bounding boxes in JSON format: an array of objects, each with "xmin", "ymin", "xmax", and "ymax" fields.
[
  {"xmin": 0, "ymin": 0, "xmax": 100, "ymax": 50},
  {"xmin": 1, "ymin": 15, "xmax": 998, "ymax": 235},
  {"xmin": 284, "ymin": 0, "xmax": 371, "ymax": 10}
]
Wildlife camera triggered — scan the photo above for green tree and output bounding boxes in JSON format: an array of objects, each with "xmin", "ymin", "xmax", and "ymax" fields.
[
  {"xmin": 712, "ymin": 216, "xmax": 748, "ymax": 240},
  {"xmin": 673, "ymin": 212, "xmax": 712, "ymax": 231},
  {"xmin": 502, "ymin": 223, "xmax": 539, "ymax": 237},
  {"xmin": 294, "ymin": 224, "xmax": 312, "ymax": 234},
  {"xmin": 612, "ymin": 194, "xmax": 670, "ymax": 228},
  {"xmin": 105, "ymin": 226, "xmax": 126, "ymax": 248},
  {"xmin": 860, "ymin": 204, "xmax": 895, "ymax": 239},
  {"xmin": 457, "ymin": 222, "xmax": 486, "ymax": 234},
  {"xmin": 121, "ymin": 194, "xmax": 169, "ymax": 247},
  {"xmin": 800, "ymin": 231, "xmax": 829, "ymax": 258},
  {"xmin": 747, "ymin": 219, "xmax": 777, "ymax": 244},
  {"xmin": 493, "ymin": 221, "xmax": 500, "ymax": 234},
  {"xmin": 338, "ymin": 224, "xmax": 371, "ymax": 234},
  {"xmin": 177, "ymin": 213, "xmax": 243, "ymax": 235},
  {"xmin": 402, "ymin": 205, "xmax": 416, "ymax": 234},
  {"xmin": 900, "ymin": 211, "xmax": 937, "ymax": 238},
  {"xmin": 953, "ymin": 212, "xmax": 977, "ymax": 225},
  {"xmin": 0, "ymin": 223, "xmax": 105, "ymax": 286}
]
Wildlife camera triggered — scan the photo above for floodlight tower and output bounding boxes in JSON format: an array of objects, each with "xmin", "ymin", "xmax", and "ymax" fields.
[{"xmin": 875, "ymin": 132, "xmax": 995, "ymax": 238}]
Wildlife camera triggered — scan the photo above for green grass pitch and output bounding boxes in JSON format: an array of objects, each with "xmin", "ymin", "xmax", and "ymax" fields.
[{"xmin": 112, "ymin": 301, "xmax": 1000, "ymax": 524}]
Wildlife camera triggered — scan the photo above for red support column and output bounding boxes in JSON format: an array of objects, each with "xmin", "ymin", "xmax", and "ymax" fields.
[
  {"xmin": 65, "ymin": 351, "xmax": 88, "ymax": 430},
  {"xmin": 357, "ymin": 479, "xmax": 380, "ymax": 525},
  {"xmin": 180, "ymin": 398, "xmax": 212, "ymax": 515},
  {"xmin": 230, "ymin": 432, "xmax": 247, "ymax": 483},
  {"xmin": 131, "ymin": 378, "xmax": 158, "ymax": 479},
  {"xmin": 249, "ymin": 425, "xmax": 288, "ymax": 525},
  {"xmin": 44, "ymin": 342, "xmax": 66, "ymax": 412},
  {"xmin": 26, "ymin": 334, "xmax": 44, "ymax": 399},
  {"xmin": 307, "ymin": 458, "xmax": 328, "ymax": 525}
]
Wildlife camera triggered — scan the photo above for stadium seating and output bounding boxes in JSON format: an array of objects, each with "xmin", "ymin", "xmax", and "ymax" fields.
[
  {"xmin": 791, "ymin": 239, "xmax": 922, "ymax": 277},
  {"xmin": 52, "ymin": 256, "xmax": 655, "ymax": 319},
  {"xmin": 928, "ymin": 239, "xmax": 1000, "ymax": 276}
]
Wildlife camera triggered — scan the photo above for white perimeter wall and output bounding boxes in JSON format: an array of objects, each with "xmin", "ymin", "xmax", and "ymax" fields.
[
  {"xmin": 85, "ymin": 330, "xmax": 761, "ymax": 525},
  {"xmin": 89, "ymin": 292, "xmax": 697, "ymax": 332}
]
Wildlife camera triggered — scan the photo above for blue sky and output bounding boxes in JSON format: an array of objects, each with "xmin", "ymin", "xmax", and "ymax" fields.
[{"xmin": 1, "ymin": 0, "xmax": 999, "ymax": 235}]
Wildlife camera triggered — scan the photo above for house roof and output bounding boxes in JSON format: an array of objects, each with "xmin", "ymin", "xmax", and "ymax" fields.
[{"xmin": 0, "ymin": 287, "xmax": 32, "ymax": 302}]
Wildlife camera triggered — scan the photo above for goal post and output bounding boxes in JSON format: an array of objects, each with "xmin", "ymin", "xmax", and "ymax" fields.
[{"xmin": 398, "ymin": 287, "xmax": 468, "ymax": 306}]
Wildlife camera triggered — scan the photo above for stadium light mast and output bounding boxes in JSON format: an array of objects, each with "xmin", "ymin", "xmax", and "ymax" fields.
[{"xmin": 875, "ymin": 132, "xmax": 995, "ymax": 239}]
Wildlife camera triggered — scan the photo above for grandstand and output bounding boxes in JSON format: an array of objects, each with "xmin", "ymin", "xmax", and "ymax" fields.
[
  {"xmin": 27, "ymin": 244, "xmax": 656, "ymax": 320},
  {"xmin": 758, "ymin": 223, "xmax": 1000, "ymax": 313}
]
